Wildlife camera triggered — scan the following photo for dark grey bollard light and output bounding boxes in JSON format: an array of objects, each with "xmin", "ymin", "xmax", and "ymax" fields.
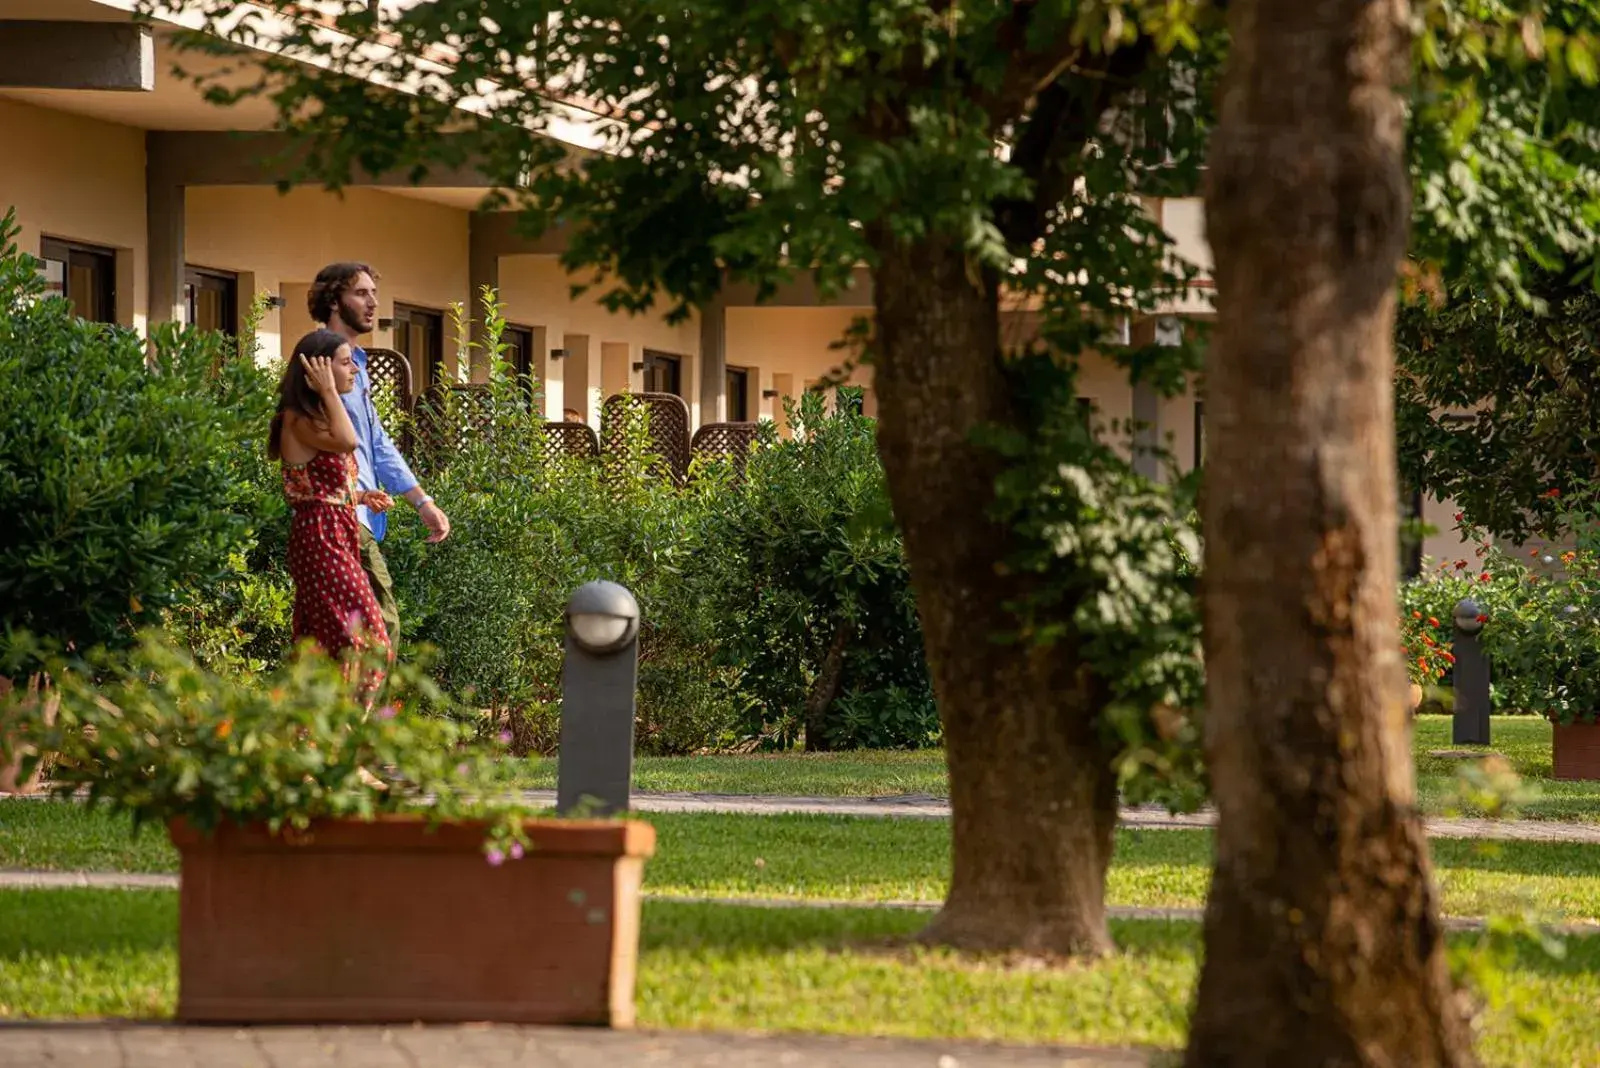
[
  {"xmin": 1451, "ymin": 597, "xmax": 1491, "ymax": 746},
  {"xmin": 557, "ymin": 580, "xmax": 641, "ymax": 817}
]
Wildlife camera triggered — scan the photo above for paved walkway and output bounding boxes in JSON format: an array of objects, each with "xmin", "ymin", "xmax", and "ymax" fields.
[
  {"xmin": 10, "ymin": 786, "xmax": 1600, "ymax": 843},
  {"xmin": 0, "ymin": 1024, "xmax": 1147, "ymax": 1067},
  {"xmin": 516, "ymin": 790, "xmax": 1600, "ymax": 844}
]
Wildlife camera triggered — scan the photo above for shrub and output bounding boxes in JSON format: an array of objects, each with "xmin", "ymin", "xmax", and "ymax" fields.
[
  {"xmin": 1403, "ymin": 497, "xmax": 1600, "ymax": 723},
  {"xmin": 704, "ymin": 391, "xmax": 937, "ymax": 750},
  {"xmin": 382, "ymin": 304, "xmax": 743, "ymax": 755},
  {"xmin": 0, "ymin": 210, "xmax": 259, "ymax": 655}
]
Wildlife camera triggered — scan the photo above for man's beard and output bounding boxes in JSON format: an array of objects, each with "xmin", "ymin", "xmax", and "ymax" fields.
[{"xmin": 337, "ymin": 300, "xmax": 370, "ymax": 335}]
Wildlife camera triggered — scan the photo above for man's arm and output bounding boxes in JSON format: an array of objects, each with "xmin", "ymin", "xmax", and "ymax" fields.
[{"xmin": 370, "ymin": 411, "xmax": 452, "ymax": 543}]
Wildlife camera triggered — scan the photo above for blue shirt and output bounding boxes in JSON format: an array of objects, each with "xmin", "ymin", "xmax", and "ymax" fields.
[{"xmin": 342, "ymin": 344, "xmax": 419, "ymax": 542}]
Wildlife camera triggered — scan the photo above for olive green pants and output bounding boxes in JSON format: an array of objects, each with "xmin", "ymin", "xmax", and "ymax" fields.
[{"xmin": 358, "ymin": 525, "xmax": 401, "ymax": 646}]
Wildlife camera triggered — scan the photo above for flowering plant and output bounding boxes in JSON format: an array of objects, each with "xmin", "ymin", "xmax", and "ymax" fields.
[
  {"xmin": 1402, "ymin": 491, "xmax": 1600, "ymax": 725},
  {"xmin": 1, "ymin": 632, "xmax": 538, "ymax": 860},
  {"xmin": 1399, "ymin": 606, "xmax": 1456, "ymax": 684}
]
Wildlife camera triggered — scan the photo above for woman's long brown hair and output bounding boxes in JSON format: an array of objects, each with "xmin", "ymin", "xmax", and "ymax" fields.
[{"xmin": 268, "ymin": 329, "xmax": 350, "ymax": 460}]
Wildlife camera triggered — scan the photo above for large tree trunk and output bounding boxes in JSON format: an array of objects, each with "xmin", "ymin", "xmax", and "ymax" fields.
[
  {"xmin": 869, "ymin": 232, "xmax": 1118, "ymax": 957},
  {"xmin": 1188, "ymin": 1, "xmax": 1476, "ymax": 1065},
  {"xmin": 802, "ymin": 617, "xmax": 852, "ymax": 752}
]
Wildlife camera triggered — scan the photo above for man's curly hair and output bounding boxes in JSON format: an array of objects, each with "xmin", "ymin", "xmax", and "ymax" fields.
[{"xmin": 307, "ymin": 262, "xmax": 379, "ymax": 325}]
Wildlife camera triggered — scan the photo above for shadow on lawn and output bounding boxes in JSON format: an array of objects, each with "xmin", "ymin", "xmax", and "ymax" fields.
[
  {"xmin": 0, "ymin": 889, "xmax": 176, "ymax": 959},
  {"xmin": 640, "ymin": 900, "xmax": 1201, "ymax": 961}
]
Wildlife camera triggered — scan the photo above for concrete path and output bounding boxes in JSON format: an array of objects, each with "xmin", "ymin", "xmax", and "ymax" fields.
[
  {"xmin": 9, "ymin": 786, "xmax": 1600, "ymax": 843},
  {"xmin": 0, "ymin": 1024, "xmax": 1149, "ymax": 1067},
  {"xmin": 518, "ymin": 790, "xmax": 1600, "ymax": 844}
]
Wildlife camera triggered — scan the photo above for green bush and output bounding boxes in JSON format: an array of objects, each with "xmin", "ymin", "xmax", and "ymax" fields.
[
  {"xmin": 383, "ymin": 322, "xmax": 743, "ymax": 756},
  {"xmin": 1403, "ymin": 498, "xmax": 1600, "ymax": 723},
  {"xmin": 705, "ymin": 391, "xmax": 936, "ymax": 750},
  {"xmin": 0, "ymin": 210, "xmax": 259, "ymax": 655}
]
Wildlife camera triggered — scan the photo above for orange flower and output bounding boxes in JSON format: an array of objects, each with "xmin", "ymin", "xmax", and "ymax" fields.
[
  {"xmin": 215, "ymin": 719, "xmax": 233, "ymax": 740},
  {"xmin": 1427, "ymin": 617, "xmax": 1440, "ymax": 628},
  {"xmin": 1412, "ymin": 611, "xmax": 1423, "ymax": 620}
]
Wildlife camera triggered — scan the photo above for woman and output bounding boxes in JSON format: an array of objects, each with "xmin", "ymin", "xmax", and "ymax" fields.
[{"xmin": 269, "ymin": 329, "xmax": 394, "ymax": 675}]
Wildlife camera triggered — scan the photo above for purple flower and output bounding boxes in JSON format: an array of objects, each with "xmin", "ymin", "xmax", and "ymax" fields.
[
  {"xmin": 509, "ymin": 842, "xmax": 525, "ymax": 861},
  {"xmin": 376, "ymin": 705, "xmax": 398, "ymax": 721},
  {"xmin": 456, "ymin": 762, "xmax": 471, "ymax": 776},
  {"xmin": 486, "ymin": 848, "xmax": 505, "ymax": 867},
  {"xmin": 497, "ymin": 730, "xmax": 513, "ymax": 745}
]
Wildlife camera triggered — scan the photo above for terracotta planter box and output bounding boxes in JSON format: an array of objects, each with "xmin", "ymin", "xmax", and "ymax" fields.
[
  {"xmin": 1553, "ymin": 720, "xmax": 1600, "ymax": 781},
  {"xmin": 169, "ymin": 816, "xmax": 655, "ymax": 1026}
]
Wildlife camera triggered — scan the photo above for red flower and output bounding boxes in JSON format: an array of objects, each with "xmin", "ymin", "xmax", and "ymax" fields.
[
  {"xmin": 1427, "ymin": 617, "xmax": 1440, "ymax": 628},
  {"xmin": 1453, "ymin": 512, "xmax": 1464, "ymax": 522},
  {"xmin": 1543, "ymin": 487, "xmax": 1562, "ymax": 499},
  {"xmin": 1412, "ymin": 611, "xmax": 1423, "ymax": 620},
  {"xmin": 1443, "ymin": 651, "xmax": 1456, "ymax": 663},
  {"xmin": 1479, "ymin": 572, "xmax": 1492, "ymax": 582},
  {"xmin": 1476, "ymin": 614, "xmax": 1488, "ymax": 624},
  {"xmin": 1454, "ymin": 560, "xmax": 1468, "ymax": 570}
]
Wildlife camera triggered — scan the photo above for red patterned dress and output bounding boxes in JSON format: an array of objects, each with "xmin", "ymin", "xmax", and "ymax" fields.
[{"xmin": 283, "ymin": 451, "xmax": 392, "ymax": 666}]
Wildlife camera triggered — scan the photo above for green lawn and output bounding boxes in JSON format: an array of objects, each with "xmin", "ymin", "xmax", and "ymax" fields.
[
  {"xmin": 6, "ymin": 800, "xmax": 1598, "ymax": 923},
  {"xmin": 1, "ymin": 889, "xmax": 1595, "ymax": 1068},
  {"xmin": 503, "ymin": 716, "xmax": 1600, "ymax": 822}
]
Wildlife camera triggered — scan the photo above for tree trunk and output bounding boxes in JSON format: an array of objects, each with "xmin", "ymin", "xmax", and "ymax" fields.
[
  {"xmin": 869, "ymin": 232, "xmax": 1118, "ymax": 957},
  {"xmin": 802, "ymin": 617, "xmax": 853, "ymax": 752},
  {"xmin": 1189, "ymin": 1, "xmax": 1476, "ymax": 1064}
]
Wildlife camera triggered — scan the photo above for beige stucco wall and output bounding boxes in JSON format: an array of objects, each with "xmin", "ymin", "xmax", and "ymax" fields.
[
  {"xmin": 184, "ymin": 186, "xmax": 470, "ymax": 369},
  {"xmin": 0, "ymin": 96, "xmax": 148, "ymax": 330},
  {"xmin": 726, "ymin": 306, "xmax": 872, "ymax": 427}
]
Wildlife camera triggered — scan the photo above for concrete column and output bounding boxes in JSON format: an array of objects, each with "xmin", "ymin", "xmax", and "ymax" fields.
[
  {"xmin": 467, "ymin": 214, "xmax": 501, "ymax": 377},
  {"xmin": 146, "ymin": 173, "xmax": 186, "ymax": 328},
  {"xmin": 601, "ymin": 340, "xmax": 642, "ymax": 399},
  {"xmin": 529, "ymin": 324, "xmax": 568, "ymax": 421},
  {"xmin": 698, "ymin": 295, "xmax": 727, "ymax": 426},
  {"xmin": 563, "ymin": 333, "xmax": 594, "ymax": 425}
]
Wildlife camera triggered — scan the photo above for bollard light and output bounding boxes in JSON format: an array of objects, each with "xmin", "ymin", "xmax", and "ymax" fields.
[
  {"xmin": 1453, "ymin": 597, "xmax": 1486, "ymax": 636},
  {"xmin": 1452, "ymin": 596, "xmax": 1491, "ymax": 746},
  {"xmin": 558, "ymin": 581, "xmax": 641, "ymax": 816},
  {"xmin": 566, "ymin": 581, "xmax": 640, "ymax": 655}
]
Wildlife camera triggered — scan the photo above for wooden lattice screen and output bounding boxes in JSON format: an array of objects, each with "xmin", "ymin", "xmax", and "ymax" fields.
[
  {"xmin": 363, "ymin": 347, "xmax": 414, "ymax": 420},
  {"xmin": 601, "ymin": 391, "xmax": 693, "ymax": 485},
  {"xmin": 690, "ymin": 421, "xmax": 761, "ymax": 477},
  {"xmin": 541, "ymin": 421, "xmax": 601, "ymax": 460}
]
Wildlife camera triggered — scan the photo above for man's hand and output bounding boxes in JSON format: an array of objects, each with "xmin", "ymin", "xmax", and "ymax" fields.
[
  {"xmin": 420, "ymin": 500, "xmax": 452, "ymax": 543},
  {"xmin": 362, "ymin": 490, "xmax": 394, "ymax": 514}
]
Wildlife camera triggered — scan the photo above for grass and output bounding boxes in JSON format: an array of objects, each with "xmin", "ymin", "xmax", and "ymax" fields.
[
  {"xmin": 2, "ymin": 889, "xmax": 1597, "ymax": 1067},
  {"xmin": 503, "ymin": 716, "xmax": 1600, "ymax": 822},
  {"xmin": 6, "ymin": 801, "xmax": 1599, "ymax": 923}
]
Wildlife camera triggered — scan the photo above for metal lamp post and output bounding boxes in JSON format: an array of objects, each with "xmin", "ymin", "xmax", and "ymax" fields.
[
  {"xmin": 1451, "ymin": 597, "xmax": 1491, "ymax": 746},
  {"xmin": 557, "ymin": 580, "xmax": 642, "ymax": 816}
]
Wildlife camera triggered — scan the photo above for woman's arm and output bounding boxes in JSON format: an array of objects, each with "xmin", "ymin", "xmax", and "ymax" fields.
[{"xmin": 289, "ymin": 355, "xmax": 361, "ymax": 454}]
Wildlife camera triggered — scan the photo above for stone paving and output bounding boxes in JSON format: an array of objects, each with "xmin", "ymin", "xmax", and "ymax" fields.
[
  {"xmin": 10, "ymin": 786, "xmax": 1600, "ymax": 843},
  {"xmin": 0, "ymin": 1024, "xmax": 1150, "ymax": 1067},
  {"xmin": 515, "ymin": 790, "xmax": 1600, "ymax": 844}
]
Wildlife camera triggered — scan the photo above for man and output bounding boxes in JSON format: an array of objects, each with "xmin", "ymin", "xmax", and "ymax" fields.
[{"xmin": 308, "ymin": 262, "xmax": 451, "ymax": 645}]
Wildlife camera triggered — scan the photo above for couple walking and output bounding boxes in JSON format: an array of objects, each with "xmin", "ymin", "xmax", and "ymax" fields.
[{"xmin": 266, "ymin": 263, "xmax": 451, "ymax": 681}]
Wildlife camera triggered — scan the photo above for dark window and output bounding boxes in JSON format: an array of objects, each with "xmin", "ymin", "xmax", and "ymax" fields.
[
  {"xmin": 40, "ymin": 237, "xmax": 116, "ymax": 324},
  {"xmin": 392, "ymin": 304, "xmax": 446, "ymax": 390},
  {"xmin": 643, "ymin": 349, "xmax": 683, "ymax": 396},
  {"xmin": 1193, "ymin": 400, "xmax": 1205, "ymax": 469},
  {"xmin": 725, "ymin": 366, "xmax": 750, "ymax": 421},
  {"xmin": 184, "ymin": 267, "xmax": 238, "ymax": 336},
  {"xmin": 504, "ymin": 324, "xmax": 536, "ymax": 402}
]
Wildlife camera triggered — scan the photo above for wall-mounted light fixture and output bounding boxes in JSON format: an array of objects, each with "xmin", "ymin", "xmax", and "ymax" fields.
[
  {"xmin": 550, "ymin": 347, "xmax": 570, "ymax": 360},
  {"xmin": 631, "ymin": 361, "xmax": 646, "ymax": 372},
  {"xmin": 761, "ymin": 389, "xmax": 780, "ymax": 399},
  {"xmin": 378, "ymin": 317, "xmax": 395, "ymax": 331},
  {"xmin": 263, "ymin": 295, "xmax": 287, "ymax": 310}
]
